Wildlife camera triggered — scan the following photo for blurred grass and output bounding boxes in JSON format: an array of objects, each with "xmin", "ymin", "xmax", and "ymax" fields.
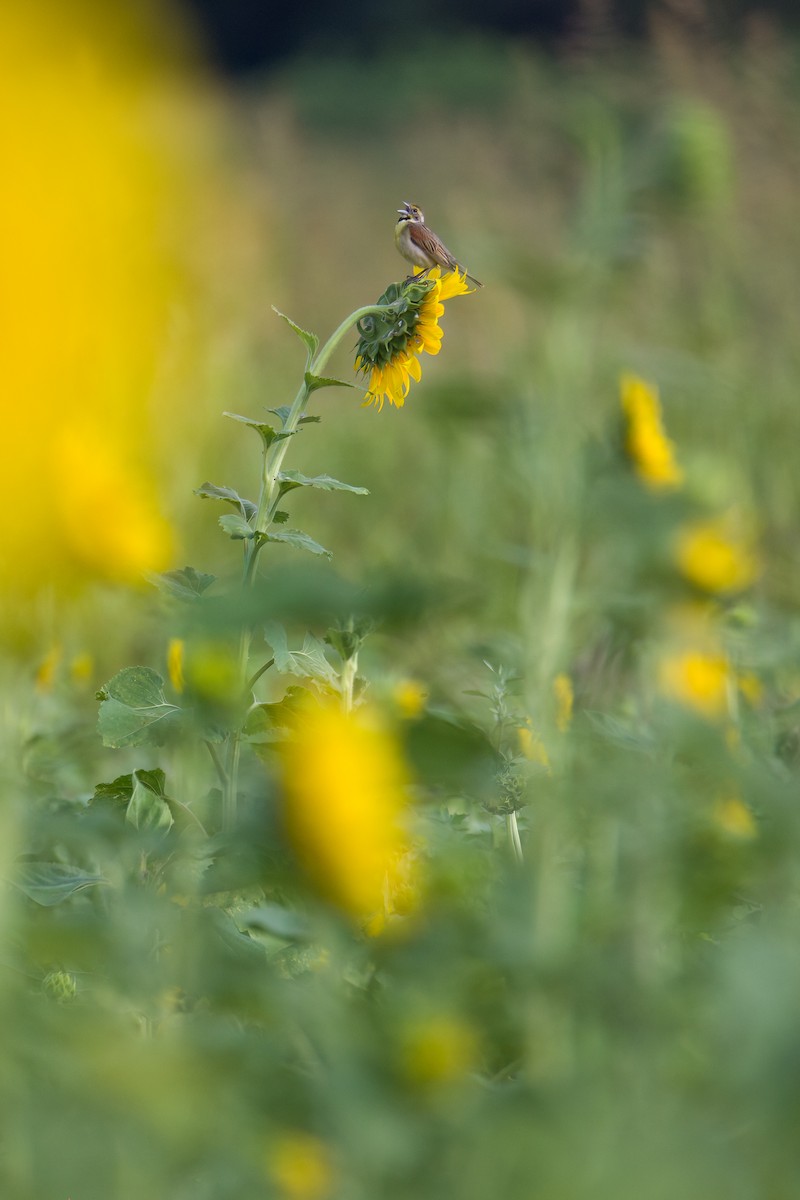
[{"xmin": 5, "ymin": 14, "xmax": 800, "ymax": 1200}]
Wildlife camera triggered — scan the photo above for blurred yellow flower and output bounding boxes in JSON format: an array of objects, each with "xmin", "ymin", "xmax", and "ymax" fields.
[
  {"xmin": 553, "ymin": 673, "xmax": 574, "ymax": 732},
  {"xmin": 713, "ymin": 795, "xmax": 756, "ymax": 840},
  {"xmin": 268, "ymin": 1133, "xmax": 334, "ymax": 1200},
  {"xmin": 35, "ymin": 645, "xmax": 62, "ymax": 693},
  {"xmin": 620, "ymin": 374, "xmax": 684, "ymax": 491},
  {"xmin": 0, "ymin": 1, "xmax": 187, "ymax": 592},
  {"xmin": 358, "ymin": 268, "xmax": 473, "ymax": 411},
  {"xmin": 658, "ymin": 649, "xmax": 731, "ymax": 721},
  {"xmin": 69, "ymin": 653, "xmax": 94, "ymax": 686},
  {"xmin": 518, "ymin": 721, "xmax": 550, "ymax": 769},
  {"xmin": 674, "ymin": 514, "xmax": 760, "ymax": 594},
  {"xmin": 392, "ymin": 678, "xmax": 428, "ymax": 719},
  {"xmin": 401, "ymin": 1015, "xmax": 479, "ymax": 1088},
  {"xmin": 279, "ymin": 697, "xmax": 416, "ymax": 919},
  {"xmin": 167, "ymin": 639, "xmax": 185, "ymax": 694}
]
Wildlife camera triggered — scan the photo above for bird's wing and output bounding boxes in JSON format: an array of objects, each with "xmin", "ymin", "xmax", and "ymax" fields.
[{"xmin": 407, "ymin": 221, "xmax": 458, "ymax": 270}]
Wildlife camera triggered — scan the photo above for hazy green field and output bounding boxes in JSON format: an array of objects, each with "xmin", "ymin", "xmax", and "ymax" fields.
[{"xmin": 3, "ymin": 9, "xmax": 800, "ymax": 1199}]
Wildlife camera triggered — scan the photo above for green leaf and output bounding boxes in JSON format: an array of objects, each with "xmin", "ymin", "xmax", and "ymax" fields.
[
  {"xmin": 148, "ymin": 566, "xmax": 216, "ymax": 603},
  {"xmin": 97, "ymin": 667, "xmax": 181, "ymax": 749},
  {"xmin": 241, "ymin": 903, "xmax": 312, "ymax": 942},
  {"xmin": 273, "ymin": 510, "xmax": 289, "ymax": 524},
  {"xmin": 223, "ymin": 412, "xmax": 279, "ymax": 447},
  {"xmin": 271, "ymin": 306, "xmax": 319, "ymax": 357},
  {"xmin": 304, "ymin": 371, "xmax": 358, "ymax": 393},
  {"xmin": 126, "ymin": 768, "xmax": 174, "ymax": 834},
  {"xmin": 12, "ymin": 862, "xmax": 106, "ymax": 907},
  {"xmin": 277, "ymin": 470, "xmax": 368, "ymax": 497},
  {"xmin": 219, "ymin": 512, "xmax": 254, "ymax": 540},
  {"xmin": 264, "ymin": 623, "xmax": 339, "ymax": 684},
  {"xmin": 243, "ymin": 685, "xmax": 307, "ymax": 742},
  {"xmin": 264, "ymin": 528, "xmax": 331, "ymax": 558},
  {"xmin": 195, "ymin": 482, "xmax": 257, "ymax": 522},
  {"xmin": 93, "ymin": 768, "xmax": 165, "ymax": 808}
]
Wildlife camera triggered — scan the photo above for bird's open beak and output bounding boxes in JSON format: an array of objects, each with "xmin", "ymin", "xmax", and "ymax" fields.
[{"xmin": 397, "ymin": 202, "xmax": 411, "ymax": 214}]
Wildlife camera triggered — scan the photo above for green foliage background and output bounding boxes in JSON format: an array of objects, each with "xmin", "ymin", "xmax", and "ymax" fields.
[{"xmin": 4, "ymin": 21, "xmax": 800, "ymax": 1200}]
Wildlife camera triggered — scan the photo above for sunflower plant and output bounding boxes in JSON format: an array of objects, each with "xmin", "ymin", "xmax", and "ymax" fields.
[{"xmin": 93, "ymin": 268, "xmax": 476, "ymax": 856}]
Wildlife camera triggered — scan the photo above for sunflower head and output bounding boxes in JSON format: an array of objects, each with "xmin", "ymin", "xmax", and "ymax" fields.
[{"xmin": 355, "ymin": 268, "xmax": 473, "ymax": 411}]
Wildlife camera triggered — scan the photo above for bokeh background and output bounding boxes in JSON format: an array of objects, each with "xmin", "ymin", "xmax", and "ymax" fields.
[{"xmin": 3, "ymin": 1, "xmax": 800, "ymax": 1197}]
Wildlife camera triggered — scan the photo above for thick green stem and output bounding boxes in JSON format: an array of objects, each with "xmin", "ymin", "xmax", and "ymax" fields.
[{"xmin": 220, "ymin": 302, "xmax": 391, "ymax": 830}]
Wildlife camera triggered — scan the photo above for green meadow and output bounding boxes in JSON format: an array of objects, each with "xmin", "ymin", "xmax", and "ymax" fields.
[{"xmin": 3, "ymin": 10, "xmax": 800, "ymax": 1198}]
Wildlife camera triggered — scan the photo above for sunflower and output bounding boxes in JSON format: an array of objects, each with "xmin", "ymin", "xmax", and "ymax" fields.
[{"xmin": 355, "ymin": 267, "xmax": 473, "ymax": 411}]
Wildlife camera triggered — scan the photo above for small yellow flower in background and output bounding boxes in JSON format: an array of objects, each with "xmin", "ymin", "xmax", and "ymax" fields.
[
  {"xmin": 401, "ymin": 1015, "xmax": 480, "ymax": 1089},
  {"xmin": 279, "ymin": 696, "xmax": 416, "ymax": 920},
  {"xmin": 658, "ymin": 649, "xmax": 731, "ymax": 721},
  {"xmin": 69, "ymin": 653, "xmax": 94, "ymax": 686},
  {"xmin": 620, "ymin": 374, "xmax": 684, "ymax": 490},
  {"xmin": 185, "ymin": 642, "xmax": 240, "ymax": 705},
  {"xmin": 674, "ymin": 514, "xmax": 761, "ymax": 595},
  {"xmin": 167, "ymin": 639, "xmax": 186, "ymax": 694},
  {"xmin": 267, "ymin": 1133, "xmax": 334, "ymax": 1200},
  {"xmin": 35, "ymin": 646, "xmax": 63, "ymax": 693},
  {"xmin": 713, "ymin": 795, "xmax": 757, "ymax": 840},
  {"xmin": 392, "ymin": 678, "xmax": 428, "ymax": 719},
  {"xmin": 737, "ymin": 671, "xmax": 763, "ymax": 708},
  {"xmin": 553, "ymin": 673, "xmax": 574, "ymax": 732},
  {"xmin": 356, "ymin": 268, "xmax": 473, "ymax": 411},
  {"xmin": 518, "ymin": 721, "xmax": 551, "ymax": 769}
]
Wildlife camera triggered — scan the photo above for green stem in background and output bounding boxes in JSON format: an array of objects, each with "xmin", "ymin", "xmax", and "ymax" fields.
[
  {"xmin": 507, "ymin": 810, "xmax": 524, "ymax": 864},
  {"xmin": 340, "ymin": 653, "xmax": 358, "ymax": 714},
  {"xmin": 220, "ymin": 303, "xmax": 391, "ymax": 829}
]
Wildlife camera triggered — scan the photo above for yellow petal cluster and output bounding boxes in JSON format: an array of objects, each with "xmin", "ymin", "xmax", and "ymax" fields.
[
  {"xmin": 279, "ymin": 696, "xmax": 415, "ymax": 919},
  {"xmin": 620, "ymin": 374, "xmax": 684, "ymax": 490},
  {"xmin": 674, "ymin": 514, "xmax": 760, "ymax": 594},
  {"xmin": 361, "ymin": 268, "xmax": 473, "ymax": 411}
]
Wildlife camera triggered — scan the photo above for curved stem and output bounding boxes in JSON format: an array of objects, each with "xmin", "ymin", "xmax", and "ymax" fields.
[{"xmin": 220, "ymin": 302, "xmax": 392, "ymax": 830}]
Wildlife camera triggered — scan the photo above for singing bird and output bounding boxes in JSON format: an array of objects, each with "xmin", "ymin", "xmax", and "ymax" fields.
[{"xmin": 395, "ymin": 202, "xmax": 483, "ymax": 288}]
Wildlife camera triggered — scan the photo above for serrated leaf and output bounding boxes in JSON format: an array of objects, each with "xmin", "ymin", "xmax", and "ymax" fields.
[
  {"xmin": 126, "ymin": 768, "xmax": 174, "ymax": 834},
  {"xmin": 272, "ymin": 307, "xmax": 319, "ymax": 357},
  {"xmin": 277, "ymin": 470, "xmax": 368, "ymax": 497},
  {"xmin": 241, "ymin": 903, "xmax": 312, "ymax": 942},
  {"xmin": 273, "ymin": 510, "xmax": 289, "ymax": 524},
  {"xmin": 97, "ymin": 667, "xmax": 181, "ymax": 749},
  {"xmin": 264, "ymin": 528, "xmax": 331, "ymax": 558},
  {"xmin": 195, "ymin": 482, "xmax": 257, "ymax": 522},
  {"xmin": 219, "ymin": 512, "xmax": 254, "ymax": 540},
  {"xmin": 264, "ymin": 623, "xmax": 339, "ymax": 684},
  {"xmin": 304, "ymin": 371, "xmax": 358, "ymax": 393},
  {"xmin": 299, "ymin": 415, "xmax": 321, "ymax": 424},
  {"xmin": 12, "ymin": 862, "xmax": 106, "ymax": 907},
  {"xmin": 223, "ymin": 412, "xmax": 279, "ymax": 447},
  {"xmin": 148, "ymin": 566, "xmax": 216, "ymax": 603}
]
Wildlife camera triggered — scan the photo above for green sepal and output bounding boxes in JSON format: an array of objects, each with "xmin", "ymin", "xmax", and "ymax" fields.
[
  {"xmin": 195, "ymin": 482, "xmax": 257, "ymax": 522},
  {"xmin": 264, "ymin": 622, "xmax": 339, "ymax": 684},
  {"xmin": 97, "ymin": 667, "xmax": 181, "ymax": 749},
  {"xmin": 276, "ymin": 470, "xmax": 368, "ymax": 497},
  {"xmin": 264, "ymin": 528, "xmax": 332, "ymax": 558},
  {"xmin": 219, "ymin": 512, "xmax": 254, "ymax": 540},
  {"xmin": 304, "ymin": 371, "xmax": 358, "ymax": 393},
  {"xmin": 148, "ymin": 566, "xmax": 216, "ymax": 603},
  {"xmin": 272, "ymin": 306, "xmax": 319, "ymax": 358},
  {"xmin": 11, "ymin": 862, "xmax": 107, "ymax": 907},
  {"xmin": 223, "ymin": 412, "xmax": 279, "ymax": 447}
]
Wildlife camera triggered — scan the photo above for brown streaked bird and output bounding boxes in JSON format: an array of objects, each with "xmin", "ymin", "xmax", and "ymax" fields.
[{"xmin": 395, "ymin": 202, "xmax": 483, "ymax": 288}]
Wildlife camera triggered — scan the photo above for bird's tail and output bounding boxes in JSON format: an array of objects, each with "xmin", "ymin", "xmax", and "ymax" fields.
[{"xmin": 465, "ymin": 272, "xmax": 483, "ymax": 289}]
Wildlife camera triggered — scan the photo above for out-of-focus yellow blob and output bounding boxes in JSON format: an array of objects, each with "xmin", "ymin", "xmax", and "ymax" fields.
[
  {"xmin": 0, "ymin": 1, "xmax": 188, "ymax": 593},
  {"xmin": 279, "ymin": 695, "xmax": 416, "ymax": 920}
]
